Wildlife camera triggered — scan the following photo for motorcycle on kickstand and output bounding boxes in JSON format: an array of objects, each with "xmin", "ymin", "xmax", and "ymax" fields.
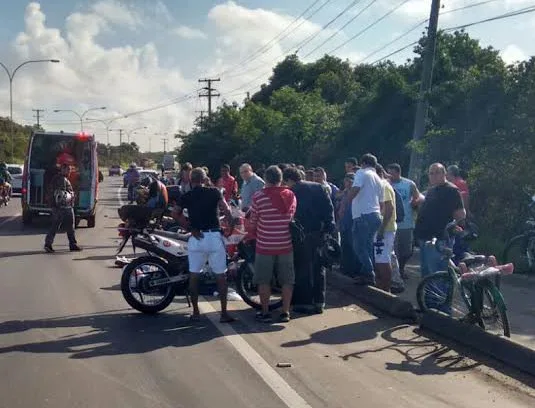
[{"xmin": 115, "ymin": 205, "xmax": 284, "ymax": 314}]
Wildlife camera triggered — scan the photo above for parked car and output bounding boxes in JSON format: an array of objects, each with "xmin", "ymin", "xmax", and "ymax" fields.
[
  {"xmin": 7, "ymin": 164, "xmax": 23, "ymax": 194},
  {"xmin": 109, "ymin": 165, "xmax": 123, "ymax": 176}
]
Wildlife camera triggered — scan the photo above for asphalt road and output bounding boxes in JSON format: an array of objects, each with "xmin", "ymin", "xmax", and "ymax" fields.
[{"xmin": 0, "ymin": 177, "xmax": 534, "ymax": 408}]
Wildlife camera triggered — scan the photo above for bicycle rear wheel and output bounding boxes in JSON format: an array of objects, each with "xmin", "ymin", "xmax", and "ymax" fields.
[
  {"xmin": 477, "ymin": 279, "xmax": 511, "ymax": 337},
  {"xmin": 503, "ymin": 234, "xmax": 533, "ymax": 274},
  {"xmin": 416, "ymin": 272, "xmax": 454, "ymax": 314}
]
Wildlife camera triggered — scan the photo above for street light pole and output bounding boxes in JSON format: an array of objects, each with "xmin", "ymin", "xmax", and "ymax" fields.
[
  {"xmin": 0, "ymin": 59, "xmax": 60, "ymax": 161},
  {"xmin": 86, "ymin": 115, "xmax": 126, "ymax": 145},
  {"xmin": 53, "ymin": 107, "xmax": 106, "ymax": 131}
]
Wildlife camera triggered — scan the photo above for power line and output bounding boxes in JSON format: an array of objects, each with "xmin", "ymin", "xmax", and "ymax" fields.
[
  {"xmin": 295, "ymin": 0, "xmax": 368, "ymax": 54},
  {"xmin": 370, "ymin": 3, "xmax": 535, "ymax": 65},
  {"xmin": 326, "ymin": 0, "xmax": 412, "ymax": 55},
  {"xmin": 360, "ymin": 0, "xmax": 500, "ymax": 63},
  {"xmin": 216, "ymin": 0, "xmax": 328, "ymax": 78},
  {"xmin": 302, "ymin": 0, "xmax": 377, "ymax": 59}
]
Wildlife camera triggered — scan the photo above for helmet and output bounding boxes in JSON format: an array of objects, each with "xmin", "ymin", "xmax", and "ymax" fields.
[
  {"xmin": 54, "ymin": 190, "xmax": 74, "ymax": 207},
  {"xmin": 319, "ymin": 235, "xmax": 341, "ymax": 267},
  {"xmin": 129, "ymin": 162, "xmax": 137, "ymax": 169},
  {"xmin": 0, "ymin": 162, "xmax": 6, "ymax": 169}
]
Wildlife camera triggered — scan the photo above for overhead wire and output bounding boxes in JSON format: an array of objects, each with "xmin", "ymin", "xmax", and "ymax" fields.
[
  {"xmin": 216, "ymin": 0, "xmax": 335, "ymax": 79},
  {"xmin": 370, "ymin": 3, "xmax": 535, "ymax": 65},
  {"xmin": 360, "ymin": 0, "xmax": 500, "ymax": 63},
  {"xmin": 302, "ymin": 0, "xmax": 377, "ymax": 59}
]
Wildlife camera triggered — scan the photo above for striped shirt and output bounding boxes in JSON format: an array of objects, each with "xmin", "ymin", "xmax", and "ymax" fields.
[{"xmin": 248, "ymin": 187, "xmax": 297, "ymax": 255}]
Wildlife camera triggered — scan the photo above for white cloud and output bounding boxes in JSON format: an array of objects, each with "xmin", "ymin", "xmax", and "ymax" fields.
[
  {"xmin": 90, "ymin": 0, "xmax": 143, "ymax": 29},
  {"xmin": 171, "ymin": 25, "xmax": 207, "ymax": 40},
  {"xmin": 501, "ymin": 44, "xmax": 527, "ymax": 64},
  {"xmin": 204, "ymin": 1, "xmax": 341, "ymax": 97},
  {"xmin": 0, "ymin": 1, "xmax": 193, "ymax": 152}
]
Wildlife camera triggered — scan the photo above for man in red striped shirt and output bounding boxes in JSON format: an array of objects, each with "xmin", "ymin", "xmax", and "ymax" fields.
[{"xmin": 247, "ymin": 165, "xmax": 297, "ymax": 323}]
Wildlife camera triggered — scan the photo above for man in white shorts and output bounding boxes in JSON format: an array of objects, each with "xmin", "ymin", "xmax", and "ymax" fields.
[
  {"xmin": 173, "ymin": 167, "xmax": 236, "ymax": 323},
  {"xmin": 374, "ymin": 164, "xmax": 397, "ymax": 292}
]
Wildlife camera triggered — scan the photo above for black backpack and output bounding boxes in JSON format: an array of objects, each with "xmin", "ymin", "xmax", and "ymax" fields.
[
  {"xmin": 393, "ymin": 188, "xmax": 405, "ymax": 223},
  {"xmin": 289, "ymin": 218, "xmax": 306, "ymax": 248}
]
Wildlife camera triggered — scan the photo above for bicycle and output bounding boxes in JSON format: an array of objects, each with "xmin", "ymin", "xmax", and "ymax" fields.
[
  {"xmin": 416, "ymin": 220, "xmax": 514, "ymax": 337},
  {"xmin": 503, "ymin": 190, "xmax": 535, "ymax": 274}
]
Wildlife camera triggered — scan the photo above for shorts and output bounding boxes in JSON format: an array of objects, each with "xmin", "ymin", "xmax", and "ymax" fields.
[
  {"xmin": 374, "ymin": 231, "xmax": 395, "ymax": 264},
  {"xmin": 187, "ymin": 231, "xmax": 227, "ymax": 274},
  {"xmin": 395, "ymin": 228, "xmax": 414, "ymax": 259},
  {"xmin": 253, "ymin": 253, "xmax": 295, "ymax": 286}
]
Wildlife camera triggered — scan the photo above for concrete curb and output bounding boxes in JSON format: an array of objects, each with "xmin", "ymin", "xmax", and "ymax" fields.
[
  {"xmin": 420, "ymin": 310, "xmax": 535, "ymax": 377},
  {"xmin": 329, "ymin": 270, "xmax": 416, "ymax": 320}
]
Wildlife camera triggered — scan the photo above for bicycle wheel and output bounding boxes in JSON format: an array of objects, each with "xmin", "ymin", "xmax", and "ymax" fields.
[
  {"xmin": 503, "ymin": 234, "xmax": 533, "ymax": 274},
  {"xmin": 477, "ymin": 279, "xmax": 511, "ymax": 337},
  {"xmin": 416, "ymin": 272, "xmax": 454, "ymax": 314}
]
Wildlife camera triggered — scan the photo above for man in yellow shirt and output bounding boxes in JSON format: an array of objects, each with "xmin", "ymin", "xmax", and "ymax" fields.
[{"xmin": 374, "ymin": 164, "xmax": 396, "ymax": 292}]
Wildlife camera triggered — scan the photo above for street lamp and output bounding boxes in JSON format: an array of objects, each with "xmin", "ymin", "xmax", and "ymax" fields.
[
  {"xmin": 126, "ymin": 126, "xmax": 148, "ymax": 143},
  {"xmin": 53, "ymin": 106, "xmax": 106, "ymax": 131},
  {"xmin": 0, "ymin": 58, "xmax": 60, "ymax": 161},
  {"xmin": 86, "ymin": 115, "xmax": 126, "ymax": 145}
]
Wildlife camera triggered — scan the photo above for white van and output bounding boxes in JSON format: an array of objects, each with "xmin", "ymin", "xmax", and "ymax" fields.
[{"xmin": 21, "ymin": 131, "xmax": 99, "ymax": 227}]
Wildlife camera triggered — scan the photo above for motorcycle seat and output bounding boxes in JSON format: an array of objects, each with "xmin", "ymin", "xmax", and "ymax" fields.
[
  {"xmin": 153, "ymin": 229, "xmax": 191, "ymax": 242},
  {"xmin": 458, "ymin": 253, "xmax": 487, "ymax": 267}
]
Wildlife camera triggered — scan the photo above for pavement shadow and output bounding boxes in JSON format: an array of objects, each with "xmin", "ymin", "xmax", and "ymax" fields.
[
  {"xmin": 0, "ymin": 308, "xmax": 284, "ymax": 359},
  {"xmin": 340, "ymin": 325, "xmax": 481, "ymax": 376}
]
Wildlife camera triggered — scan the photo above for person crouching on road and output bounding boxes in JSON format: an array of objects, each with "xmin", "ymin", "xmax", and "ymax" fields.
[
  {"xmin": 246, "ymin": 165, "xmax": 297, "ymax": 323},
  {"xmin": 282, "ymin": 167, "xmax": 336, "ymax": 315},
  {"xmin": 172, "ymin": 167, "xmax": 236, "ymax": 323},
  {"xmin": 44, "ymin": 164, "xmax": 82, "ymax": 253}
]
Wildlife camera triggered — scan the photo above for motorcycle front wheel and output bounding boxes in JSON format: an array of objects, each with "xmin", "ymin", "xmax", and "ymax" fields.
[
  {"xmin": 121, "ymin": 256, "xmax": 176, "ymax": 314},
  {"xmin": 235, "ymin": 261, "xmax": 283, "ymax": 311}
]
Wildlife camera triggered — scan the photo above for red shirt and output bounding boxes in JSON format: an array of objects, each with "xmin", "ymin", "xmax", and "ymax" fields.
[
  {"xmin": 217, "ymin": 175, "xmax": 238, "ymax": 202},
  {"xmin": 247, "ymin": 186, "xmax": 296, "ymax": 255},
  {"xmin": 453, "ymin": 177, "xmax": 469, "ymax": 198}
]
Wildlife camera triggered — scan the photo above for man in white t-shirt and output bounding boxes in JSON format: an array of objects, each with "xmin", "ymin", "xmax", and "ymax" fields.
[{"xmin": 340, "ymin": 153, "xmax": 384, "ymax": 285}]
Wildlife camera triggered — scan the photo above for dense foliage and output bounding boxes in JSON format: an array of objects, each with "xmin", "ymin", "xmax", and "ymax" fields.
[{"xmin": 178, "ymin": 31, "xmax": 535, "ymax": 251}]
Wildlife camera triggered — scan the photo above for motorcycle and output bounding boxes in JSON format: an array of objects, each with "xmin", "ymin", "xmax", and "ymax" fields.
[{"xmin": 116, "ymin": 205, "xmax": 283, "ymax": 313}]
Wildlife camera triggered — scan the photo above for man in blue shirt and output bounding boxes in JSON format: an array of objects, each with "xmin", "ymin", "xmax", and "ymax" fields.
[{"xmin": 239, "ymin": 163, "xmax": 265, "ymax": 211}]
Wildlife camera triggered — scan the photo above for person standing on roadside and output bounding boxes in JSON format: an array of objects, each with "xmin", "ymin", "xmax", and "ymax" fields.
[
  {"xmin": 386, "ymin": 163, "xmax": 422, "ymax": 278},
  {"xmin": 178, "ymin": 162, "xmax": 193, "ymax": 193},
  {"xmin": 247, "ymin": 166, "xmax": 296, "ymax": 323},
  {"xmin": 338, "ymin": 173, "xmax": 361, "ymax": 277},
  {"xmin": 344, "ymin": 157, "xmax": 360, "ymax": 174},
  {"xmin": 374, "ymin": 165, "xmax": 397, "ymax": 292},
  {"xmin": 217, "ymin": 164, "xmax": 238, "ymax": 203},
  {"xmin": 340, "ymin": 153, "xmax": 383, "ymax": 286},
  {"xmin": 173, "ymin": 168, "xmax": 236, "ymax": 323},
  {"xmin": 415, "ymin": 163, "xmax": 466, "ymax": 277},
  {"xmin": 313, "ymin": 167, "xmax": 339, "ymax": 205},
  {"xmin": 283, "ymin": 167, "xmax": 336, "ymax": 315},
  {"xmin": 239, "ymin": 163, "xmax": 265, "ymax": 212},
  {"xmin": 44, "ymin": 164, "xmax": 81, "ymax": 253}
]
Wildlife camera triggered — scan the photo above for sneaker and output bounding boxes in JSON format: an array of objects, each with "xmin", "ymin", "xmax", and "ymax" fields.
[
  {"xmin": 70, "ymin": 245, "xmax": 82, "ymax": 252},
  {"xmin": 279, "ymin": 312, "xmax": 291, "ymax": 323},
  {"xmin": 44, "ymin": 245, "xmax": 54, "ymax": 253},
  {"xmin": 255, "ymin": 312, "xmax": 272, "ymax": 323}
]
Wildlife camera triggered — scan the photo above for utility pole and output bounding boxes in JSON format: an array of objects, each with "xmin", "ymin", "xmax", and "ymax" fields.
[
  {"xmin": 32, "ymin": 108, "xmax": 45, "ymax": 128},
  {"xmin": 161, "ymin": 138, "xmax": 168, "ymax": 153},
  {"xmin": 198, "ymin": 78, "xmax": 220, "ymax": 117},
  {"xmin": 408, "ymin": 0, "xmax": 441, "ymax": 185}
]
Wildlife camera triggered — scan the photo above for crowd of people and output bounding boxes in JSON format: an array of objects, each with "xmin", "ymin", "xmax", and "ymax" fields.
[{"xmin": 165, "ymin": 154, "xmax": 469, "ymax": 323}]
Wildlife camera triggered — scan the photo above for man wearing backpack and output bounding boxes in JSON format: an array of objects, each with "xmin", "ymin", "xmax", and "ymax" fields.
[
  {"xmin": 387, "ymin": 163, "xmax": 423, "ymax": 279},
  {"xmin": 44, "ymin": 164, "xmax": 82, "ymax": 253}
]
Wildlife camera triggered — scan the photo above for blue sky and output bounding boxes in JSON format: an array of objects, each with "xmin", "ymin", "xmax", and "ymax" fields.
[{"xmin": 0, "ymin": 0, "xmax": 533, "ymax": 151}]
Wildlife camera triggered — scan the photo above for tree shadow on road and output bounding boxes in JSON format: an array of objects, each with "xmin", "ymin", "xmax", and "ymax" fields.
[
  {"xmin": 0, "ymin": 245, "xmax": 116, "ymax": 259},
  {"xmin": 0, "ymin": 308, "xmax": 284, "ymax": 359}
]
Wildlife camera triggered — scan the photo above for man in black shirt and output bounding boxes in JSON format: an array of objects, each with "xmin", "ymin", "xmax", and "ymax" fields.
[
  {"xmin": 283, "ymin": 167, "xmax": 336, "ymax": 314},
  {"xmin": 173, "ymin": 168, "xmax": 236, "ymax": 323},
  {"xmin": 415, "ymin": 163, "xmax": 466, "ymax": 277}
]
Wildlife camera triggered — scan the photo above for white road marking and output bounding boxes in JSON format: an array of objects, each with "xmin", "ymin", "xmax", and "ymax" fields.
[
  {"xmin": 199, "ymin": 298, "xmax": 313, "ymax": 408},
  {"xmin": 0, "ymin": 213, "xmax": 21, "ymax": 228},
  {"xmin": 114, "ymin": 181, "xmax": 309, "ymax": 407}
]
